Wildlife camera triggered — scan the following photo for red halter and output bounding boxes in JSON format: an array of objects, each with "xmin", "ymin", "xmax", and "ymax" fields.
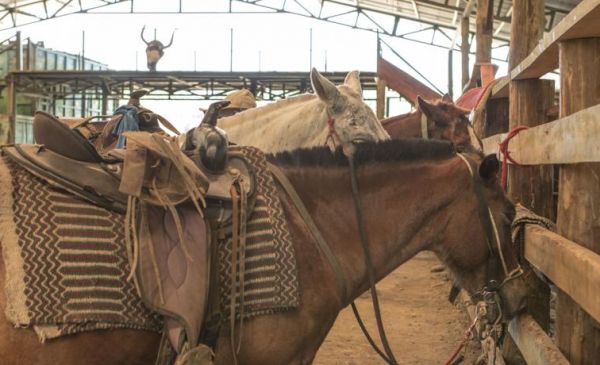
[
  {"xmin": 499, "ymin": 125, "xmax": 528, "ymax": 190},
  {"xmin": 324, "ymin": 113, "xmax": 339, "ymax": 148}
]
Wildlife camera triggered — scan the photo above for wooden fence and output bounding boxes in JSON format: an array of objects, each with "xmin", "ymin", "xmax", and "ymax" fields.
[{"xmin": 479, "ymin": 0, "xmax": 600, "ymax": 363}]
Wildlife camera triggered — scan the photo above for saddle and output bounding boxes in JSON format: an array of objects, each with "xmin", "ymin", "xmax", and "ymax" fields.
[{"xmin": 7, "ymin": 107, "xmax": 257, "ymax": 364}]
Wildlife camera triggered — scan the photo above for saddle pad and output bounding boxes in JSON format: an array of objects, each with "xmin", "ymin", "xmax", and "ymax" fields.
[
  {"xmin": 0, "ymin": 157, "xmax": 162, "ymax": 341},
  {"xmin": 216, "ymin": 146, "xmax": 300, "ymax": 319}
]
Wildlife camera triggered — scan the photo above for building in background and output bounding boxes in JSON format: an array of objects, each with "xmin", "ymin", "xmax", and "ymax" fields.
[{"xmin": 0, "ymin": 33, "xmax": 111, "ymax": 143}]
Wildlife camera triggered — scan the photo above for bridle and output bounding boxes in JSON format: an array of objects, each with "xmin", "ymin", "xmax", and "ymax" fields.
[
  {"xmin": 269, "ymin": 147, "xmax": 522, "ymax": 365},
  {"xmin": 323, "ymin": 109, "xmax": 340, "ymax": 149}
]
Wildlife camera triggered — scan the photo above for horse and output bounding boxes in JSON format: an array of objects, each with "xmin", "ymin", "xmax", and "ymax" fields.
[
  {"xmin": 218, "ymin": 68, "xmax": 390, "ymax": 154},
  {"xmin": 0, "ymin": 139, "xmax": 527, "ymax": 364},
  {"xmin": 382, "ymin": 95, "xmax": 482, "ymax": 151}
]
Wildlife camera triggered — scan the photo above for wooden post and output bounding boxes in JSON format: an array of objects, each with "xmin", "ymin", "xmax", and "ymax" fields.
[
  {"xmin": 6, "ymin": 75, "xmax": 15, "ymax": 144},
  {"xmin": 475, "ymin": 0, "xmax": 492, "ymax": 66},
  {"xmin": 460, "ymin": 15, "xmax": 469, "ymax": 90},
  {"xmin": 376, "ymin": 77, "xmax": 386, "ymax": 119},
  {"xmin": 556, "ymin": 37, "xmax": 600, "ymax": 365},
  {"xmin": 506, "ymin": 0, "xmax": 551, "ymax": 362}
]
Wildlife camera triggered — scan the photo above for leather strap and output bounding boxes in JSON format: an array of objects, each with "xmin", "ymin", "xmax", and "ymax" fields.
[
  {"xmin": 267, "ymin": 163, "xmax": 348, "ymax": 304},
  {"xmin": 420, "ymin": 113, "xmax": 429, "ymax": 140},
  {"xmin": 156, "ymin": 114, "xmax": 181, "ymax": 136},
  {"xmin": 347, "ymin": 156, "xmax": 399, "ymax": 365}
]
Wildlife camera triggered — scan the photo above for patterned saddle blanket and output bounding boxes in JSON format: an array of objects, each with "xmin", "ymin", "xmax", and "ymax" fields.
[{"xmin": 0, "ymin": 146, "xmax": 299, "ymax": 342}]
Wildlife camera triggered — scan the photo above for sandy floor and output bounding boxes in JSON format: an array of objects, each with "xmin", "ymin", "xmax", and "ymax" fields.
[{"xmin": 314, "ymin": 251, "xmax": 481, "ymax": 365}]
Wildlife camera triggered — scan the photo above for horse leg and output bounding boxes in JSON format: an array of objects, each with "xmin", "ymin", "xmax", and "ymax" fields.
[
  {"xmin": 0, "ymin": 245, "xmax": 161, "ymax": 365},
  {"xmin": 213, "ymin": 309, "xmax": 337, "ymax": 365}
]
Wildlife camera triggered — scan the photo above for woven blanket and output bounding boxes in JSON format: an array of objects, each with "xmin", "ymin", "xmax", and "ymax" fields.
[
  {"xmin": 0, "ymin": 157, "xmax": 162, "ymax": 341},
  {"xmin": 511, "ymin": 203, "xmax": 556, "ymax": 260},
  {"xmin": 217, "ymin": 146, "xmax": 299, "ymax": 319}
]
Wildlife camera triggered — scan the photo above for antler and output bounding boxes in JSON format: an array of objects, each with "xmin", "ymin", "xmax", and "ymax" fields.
[
  {"xmin": 163, "ymin": 29, "xmax": 176, "ymax": 49},
  {"xmin": 140, "ymin": 25, "xmax": 150, "ymax": 45}
]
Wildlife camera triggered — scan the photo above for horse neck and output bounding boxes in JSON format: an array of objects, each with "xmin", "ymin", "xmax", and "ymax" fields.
[
  {"xmin": 279, "ymin": 157, "xmax": 466, "ymax": 304},
  {"xmin": 219, "ymin": 96, "xmax": 329, "ymax": 153},
  {"xmin": 382, "ymin": 111, "xmax": 422, "ymax": 139}
]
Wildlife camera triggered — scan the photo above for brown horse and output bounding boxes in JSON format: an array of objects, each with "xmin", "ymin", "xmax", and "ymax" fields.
[
  {"xmin": 382, "ymin": 95, "xmax": 480, "ymax": 151},
  {"xmin": 0, "ymin": 139, "xmax": 526, "ymax": 364}
]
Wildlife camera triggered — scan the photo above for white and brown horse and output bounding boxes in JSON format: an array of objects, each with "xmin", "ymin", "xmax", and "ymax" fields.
[
  {"xmin": 0, "ymin": 139, "xmax": 527, "ymax": 364},
  {"xmin": 218, "ymin": 68, "xmax": 390, "ymax": 154}
]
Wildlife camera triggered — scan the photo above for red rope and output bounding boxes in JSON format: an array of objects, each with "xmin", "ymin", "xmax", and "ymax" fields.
[
  {"xmin": 444, "ymin": 317, "xmax": 478, "ymax": 365},
  {"xmin": 324, "ymin": 115, "xmax": 339, "ymax": 148},
  {"xmin": 499, "ymin": 125, "xmax": 528, "ymax": 190}
]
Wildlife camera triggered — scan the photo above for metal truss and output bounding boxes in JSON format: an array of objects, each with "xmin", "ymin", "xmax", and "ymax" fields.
[
  {"xmin": 0, "ymin": 0, "xmax": 571, "ymax": 54},
  {"xmin": 6, "ymin": 69, "xmax": 378, "ymax": 103}
]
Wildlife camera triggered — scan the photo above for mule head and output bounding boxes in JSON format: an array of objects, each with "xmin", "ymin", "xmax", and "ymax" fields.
[
  {"xmin": 310, "ymin": 68, "xmax": 389, "ymax": 150},
  {"xmin": 141, "ymin": 26, "xmax": 175, "ymax": 71},
  {"xmin": 437, "ymin": 153, "xmax": 527, "ymax": 321},
  {"xmin": 417, "ymin": 95, "xmax": 477, "ymax": 151}
]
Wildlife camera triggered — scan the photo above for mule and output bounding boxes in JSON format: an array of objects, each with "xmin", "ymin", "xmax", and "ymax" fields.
[
  {"xmin": 218, "ymin": 68, "xmax": 390, "ymax": 154},
  {"xmin": 382, "ymin": 95, "xmax": 481, "ymax": 151},
  {"xmin": 0, "ymin": 139, "xmax": 526, "ymax": 364}
]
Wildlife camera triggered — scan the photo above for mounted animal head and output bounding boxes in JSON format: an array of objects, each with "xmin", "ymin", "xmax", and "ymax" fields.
[
  {"xmin": 140, "ymin": 25, "xmax": 175, "ymax": 71},
  {"xmin": 310, "ymin": 68, "xmax": 390, "ymax": 150},
  {"xmin": 417, "ymin": 94, "xmax": 481, "ymax": 151},
  {"xmin": 183, "ymin": 100, "xmax": 230, "ymax": 173}
]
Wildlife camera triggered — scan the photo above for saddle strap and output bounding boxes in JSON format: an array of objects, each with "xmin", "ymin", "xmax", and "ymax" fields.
[{"xmin": 267, "ymin": 163, "xmax": 348, "ymax": 305}]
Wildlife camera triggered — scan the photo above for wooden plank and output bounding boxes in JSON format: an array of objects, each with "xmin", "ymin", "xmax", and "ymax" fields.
[
  {"xmin": 377, "ymin": 57, "xmax": 441, "ymax": 104},
  {"xmin": 524, "ymin": 225, "xmax": 600, "ymax": 324},
  {"xmin": 508, "ymin": 314, "xmax": 570, "ymax": 365},
  {"xmin": 481, "ymin": 103, "xmax": 600, "ymax": 164},
  {"xmin": 510, "ymin": 0, "xmax": 600, "ymax": 80},
  {"xmin": 555, "ymin": 37, "xmax": 600, "ymax": 365},
  {"xmin": 490, "ymin": 76, "xmax": 508, "ymax": 99}
]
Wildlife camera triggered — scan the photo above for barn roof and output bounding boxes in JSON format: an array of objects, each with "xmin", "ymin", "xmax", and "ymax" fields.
[{"xmin": 0, "ymin": 0, "xmax": 581, "ymax": 48}]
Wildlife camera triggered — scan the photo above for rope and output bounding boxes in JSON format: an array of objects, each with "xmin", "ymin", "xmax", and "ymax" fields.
[
  {"xmin": 444, "ymin": 315, "xmax": 478, "ymax": 365},
  {"xmin": 498, "ymin": 125, "xmax": 528, "ymax": 190},
  {"xmin": 324, "ymin": 114, "xmax": 339, "ymax": 149}
]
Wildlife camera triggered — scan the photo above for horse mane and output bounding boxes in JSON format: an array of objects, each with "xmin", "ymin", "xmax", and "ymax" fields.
[
  {"xmin": 219, "ymin": 94, "xmax": 318, "ymax": 127},
  {"xmin": 268, "ymin": 139, "xmax": 458, "ymax": 167}
]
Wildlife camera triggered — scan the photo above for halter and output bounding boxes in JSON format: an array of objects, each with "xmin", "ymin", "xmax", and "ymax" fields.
[
  {"xmin": 323, "ymin": 109, "xmax": 340, "ymax": 148},
  {"xmin": 269, "ymin": 150, "xmax": 523, "ymax": 365},
  {"xmin": 455, "ymin": 153, "xmax": 523, "ymax": 297},
  {"xmin": 420, "ymin": 112, "xmax": 429, "ymax": 140}
]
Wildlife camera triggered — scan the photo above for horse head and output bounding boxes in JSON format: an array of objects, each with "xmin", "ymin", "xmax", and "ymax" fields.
[
  {"xmin": 310, "ymin": 68, "xmax": 390, "ymax": 151},
  {"xmin": 183, "ymin": 100, "xmax": 230, "ymax": 173},
  {"xmin": 140, "ymin": 25, "xmax": 175, "ymax": 71},
  {"xmin": 416, "ymin": 94, "xmax": 481, "ymax": 151},
  {"xmin": 438, "ymin": 152, "xmax": 527, "ymax": 320}
]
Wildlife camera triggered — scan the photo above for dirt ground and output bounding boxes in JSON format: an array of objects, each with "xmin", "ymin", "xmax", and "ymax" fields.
[{"xmin": 314, "ymin": 251, "xmax": 481, "ymax": 365}]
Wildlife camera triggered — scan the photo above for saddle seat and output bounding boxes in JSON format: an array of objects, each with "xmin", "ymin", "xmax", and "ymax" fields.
[{"xmin": 33, "ymin": 111, "xmax": 121, "ymax": 164}]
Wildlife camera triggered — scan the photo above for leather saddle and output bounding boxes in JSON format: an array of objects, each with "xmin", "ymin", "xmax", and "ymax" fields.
[{"xmin": 12, "ymin": 106, "xmax": 257, "ymax": 364}]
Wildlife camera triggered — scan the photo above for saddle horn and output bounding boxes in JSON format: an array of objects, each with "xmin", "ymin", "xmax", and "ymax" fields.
[
  {"xmin": 163, "ymin": 29, "xmax": 176, "ymax": 49},
  {"xmin": 140, "ymin": 25, "xmax": 150, "ymax": 45},
  {"xmin": 201, "ymin": 100, "xmax": 231, "ymax": 128}
]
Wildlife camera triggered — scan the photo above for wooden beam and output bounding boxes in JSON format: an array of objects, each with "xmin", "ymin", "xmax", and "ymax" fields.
[
  {"xmin": 555, "ymin": 37, "xmax": 600, "ymax": 365},
  {"xmin": 481, "ymin": 103, "xmax": 600, "ymax": 164},
  {"xmin": 510, "ymin": 0, "xmax": 600, "ymax": 80},
  {"xmin": 376, "ymin": 77, "xmax": 386, "ymax": 119},
  {"xmin": 525, "ymin": 225, "xmax": 600, "ymax": 325},
  {"xmin": 377, "ymin": 57, "xmax": 441, "ymax": 104},
  {"xmin": 508, "ymin": 314, "xmax": 570, "ymax": 365},
  {"xmin": 490, "ymin": 76, "xmax": 508, "ymax": 99}
]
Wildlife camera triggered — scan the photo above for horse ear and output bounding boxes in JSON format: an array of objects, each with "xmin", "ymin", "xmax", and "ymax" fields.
[
  {"xmin": 417, "ymin": 96, "xmax": 441, "ymax": 121},
  {"xmin": 441, "ymin": 94, "xmax": 453, "ymax": 103},
  {"xmin": 344, "ymin": 70, "xmax": 362, "ymax": 95},
  {"xmin": 311, "ymin": 67, "xmax": 340, "ymax": 106},
  {"xmin": 479, "ymin": 154, "xmax": 500, "ymax": 182}
]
